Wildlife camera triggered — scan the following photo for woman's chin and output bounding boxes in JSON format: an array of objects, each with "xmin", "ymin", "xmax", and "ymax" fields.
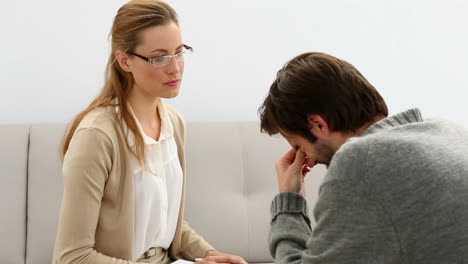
[{"xmin": 159, "ymin": 87, "xmax": 181, "ymax": 99}]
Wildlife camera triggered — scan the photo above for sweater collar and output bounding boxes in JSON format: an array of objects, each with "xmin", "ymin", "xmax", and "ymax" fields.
[{"xmin": 363, "ymin": 108, "xmax": 424, "ymax": 136}]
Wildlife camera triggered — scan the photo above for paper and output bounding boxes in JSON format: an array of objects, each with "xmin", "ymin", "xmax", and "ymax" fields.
[{"xmin": 171, "ymin": 260, "xmax": 194, "ymax": 264}]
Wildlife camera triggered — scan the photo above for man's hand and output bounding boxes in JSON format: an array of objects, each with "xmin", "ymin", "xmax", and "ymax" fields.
[
  {"xmin": 195, "ymin": 250, "xmax": 248, "ymax": 264},
  {"xmin": 275, "ymin": 149, "xmax": 314, "ymax": 196}
]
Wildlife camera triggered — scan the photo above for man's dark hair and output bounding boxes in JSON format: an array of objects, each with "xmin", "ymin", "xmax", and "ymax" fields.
[{"xmin": 259, "ymin": 52, "xmax": 388, "ymax": 142}]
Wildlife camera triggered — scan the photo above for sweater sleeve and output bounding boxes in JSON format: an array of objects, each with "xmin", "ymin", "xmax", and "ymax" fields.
[
  {"xmin": 53, "ymin": 128, "xmax": 139, "ymax": 264},
  {"xmin": 269, "ymin": 144, "xmax": 401, "ymax": 264},
  {"xmin": 269, "ymin": 192, "xmax": 312, "ymax": 263}
]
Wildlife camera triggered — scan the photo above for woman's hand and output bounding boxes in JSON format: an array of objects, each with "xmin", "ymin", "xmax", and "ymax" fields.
[{"xmin": 195, "ymin": 250, "xmax": 248, "ymax": 264}]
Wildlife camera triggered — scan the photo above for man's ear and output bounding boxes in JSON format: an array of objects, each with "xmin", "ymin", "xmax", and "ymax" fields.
[
  {"xmin": 115, "ymin": 50, "xmax": 132, "ymax": 72},
  {"xmin": 307, "ymin": 114, "xmax": 331, "ymax": 138}
]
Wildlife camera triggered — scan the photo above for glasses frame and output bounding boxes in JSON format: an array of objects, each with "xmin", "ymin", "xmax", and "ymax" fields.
[{"xmin": 129, "ymin": 44, "xmax": 193, "ymax": 68}]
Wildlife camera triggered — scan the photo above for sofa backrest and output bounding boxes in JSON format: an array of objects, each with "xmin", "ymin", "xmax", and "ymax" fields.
[
  {"xmin": 26, "ymin": 124, "xmax": 67, "ymax": 264},
  {"xmin": 0, "ymin": 125, "xmax": 29, "ymax": 264},
  {"xmin": 183, "ymin": 123, "xmax": 327, "ymax": 262},
  {"xmin": 0, "ymin": 122, "xmax": 327, "ymax": 264}
]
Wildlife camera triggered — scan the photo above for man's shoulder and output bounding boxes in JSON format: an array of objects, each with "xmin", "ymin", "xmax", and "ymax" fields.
[
  {"xmin": 330, "ymin": 118, "xmax": 468, "ymax": 182},
  {"xmin": 333, "ymin": 132, "xmax": 380, "ymax": 163},
  {"xmin": 326, "ymin": 125, "xmax": 426, "ymax": 182},
  {"xmin": 363, "ymin": 118, "xmax": 468, "ymax": 156},
  {"xmin": 325, "ymin": 136, "xmax": 372, "ymax": 183}
]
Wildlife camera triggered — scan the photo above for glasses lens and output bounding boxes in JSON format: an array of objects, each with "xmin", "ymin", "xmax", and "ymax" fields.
[
  {"xmin": 175, "ymin": 51, "xmax": 186, "ymax": 62},
  {"xmin": 152, "ymin": 56, "xmax": 171, "ymax": 67}
]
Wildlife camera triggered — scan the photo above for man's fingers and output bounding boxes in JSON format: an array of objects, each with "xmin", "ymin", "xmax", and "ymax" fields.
[
  {"xmin": 292, "ymin": 149, "xmax": 306, "ymax": 167},
  {"xmin": 282, "ymin": 148, "xmax": 297, "ymax": 163},
  {"xmin": 276, "ymin": 149, "xmax": 297, "ymax": 169}
]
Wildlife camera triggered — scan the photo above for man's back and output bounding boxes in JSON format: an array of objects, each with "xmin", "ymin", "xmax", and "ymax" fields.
[{"xmin": 324, "ymin": 108, "xmax": 468, "ymax": 263}]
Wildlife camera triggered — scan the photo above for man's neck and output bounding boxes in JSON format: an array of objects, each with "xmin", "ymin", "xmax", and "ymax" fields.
[
  {"xmin": 331, "ymin": 115, "xmax": 386, "ymax": 153},
  {"xmin": 355, "ymin": 114, "xmax": 386, "ymax": 137}
]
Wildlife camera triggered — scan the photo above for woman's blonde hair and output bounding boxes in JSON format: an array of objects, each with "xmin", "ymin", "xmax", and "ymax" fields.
[{"xmin": 62, "ymin": 0, "xmax": 179, "ymax": 164}]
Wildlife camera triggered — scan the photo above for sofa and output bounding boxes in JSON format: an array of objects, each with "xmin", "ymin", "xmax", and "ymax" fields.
[{"xmin": 0, "ymin": 122, "xmax": 327, "ymax": 264}]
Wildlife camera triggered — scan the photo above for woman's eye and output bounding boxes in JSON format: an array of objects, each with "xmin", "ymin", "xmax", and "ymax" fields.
[{"xmin": 153, "ymin": 57, "xmax": 166, "ymax": 62}]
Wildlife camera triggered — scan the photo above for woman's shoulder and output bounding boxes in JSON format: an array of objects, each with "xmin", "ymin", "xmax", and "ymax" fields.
[
  {"xmin": 164, "ymin": 103, "xmax": 184, "ymax": 121},
  {"xmin": 163, "ymin": 103, "xmax": 186, "ymax": 143},
  {"xmin": 164, "ymin": 103, "xmax": 185, "ymax": 128},
  {"xmin": 76, "ymin": 106, "xmax": 120, "ymax": 136}
]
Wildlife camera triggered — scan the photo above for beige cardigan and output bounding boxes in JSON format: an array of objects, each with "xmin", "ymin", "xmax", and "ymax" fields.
[{"xmin": 52, "ymin": 104, "xmax": 213, "ymax": 264}]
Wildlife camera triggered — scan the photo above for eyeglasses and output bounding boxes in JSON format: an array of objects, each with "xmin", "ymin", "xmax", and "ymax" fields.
[{"xmin": 129, "ymin": 44, "xmax": 193, "ymax": 68}]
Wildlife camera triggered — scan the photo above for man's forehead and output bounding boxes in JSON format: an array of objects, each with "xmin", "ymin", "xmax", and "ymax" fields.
[{"xmin": 279, "ymin": 129, "xmax": 297, "ymax": 140}]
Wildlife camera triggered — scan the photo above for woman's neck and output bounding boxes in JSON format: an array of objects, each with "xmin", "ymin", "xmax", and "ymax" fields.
[{"xmin": 127, "ymin": 88, "xmax": 161, "ymax": 140}]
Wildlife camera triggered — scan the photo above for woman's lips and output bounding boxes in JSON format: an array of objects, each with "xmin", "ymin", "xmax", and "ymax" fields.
[{"xmin": 164, "ymin": 80, "xmax": 180, "ymax": 87}]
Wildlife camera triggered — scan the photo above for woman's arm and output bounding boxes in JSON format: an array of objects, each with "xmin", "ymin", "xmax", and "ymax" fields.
[
  {"xmin": 53, "ymin": 128, "xmax": 138, "ymax": 264},
  {"xmin": 176, "ymin": 220, "xmax": 215, "ymax": 259}
]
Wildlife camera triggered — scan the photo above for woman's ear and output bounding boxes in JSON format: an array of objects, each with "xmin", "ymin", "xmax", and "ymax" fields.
[
  {"xmin": 115, "ymin": 50, "xmax": 132, "ymax": 72},
  {"xmin": 307, "ymin": 114, "xmax": 331, "ymax": 139}
]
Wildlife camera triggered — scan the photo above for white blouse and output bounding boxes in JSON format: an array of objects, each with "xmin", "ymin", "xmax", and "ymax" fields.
[{"xmin": 121, "ymin": 101, "xmax": 183, "ymax": 260}]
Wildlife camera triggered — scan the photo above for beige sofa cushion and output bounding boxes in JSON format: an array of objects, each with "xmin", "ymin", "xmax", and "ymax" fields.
[
  {"xmin": 26, "ymin": 124, "xmax": 67, "ymax": 264},
  {"xmin": 183, "ymin": 122, "xmax": 326, "ymax": 263},
  {"xmin": 0, "ymin": 125, "xmax": 30, "ymax": 264}
]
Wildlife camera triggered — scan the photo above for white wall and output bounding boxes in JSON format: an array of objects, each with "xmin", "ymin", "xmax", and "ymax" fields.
[{"xmin": 1, "ymin": 0, "xmax": 467, "ymax": 125}]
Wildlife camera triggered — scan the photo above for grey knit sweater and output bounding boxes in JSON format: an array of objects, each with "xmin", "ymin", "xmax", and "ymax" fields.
[{"xmin": 269, "ymin": 109, "xmax": 468, "ymax": 264}]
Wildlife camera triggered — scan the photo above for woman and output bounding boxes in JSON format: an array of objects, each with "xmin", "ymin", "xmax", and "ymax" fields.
[{"xmin": 52, "ymin": 1, "xmax": 247, "ymax": 263}]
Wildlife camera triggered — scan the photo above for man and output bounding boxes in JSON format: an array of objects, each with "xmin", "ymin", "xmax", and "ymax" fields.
[{"xmin": 259, "ymin": 52, "xmax": 468, "ymax": 263}]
